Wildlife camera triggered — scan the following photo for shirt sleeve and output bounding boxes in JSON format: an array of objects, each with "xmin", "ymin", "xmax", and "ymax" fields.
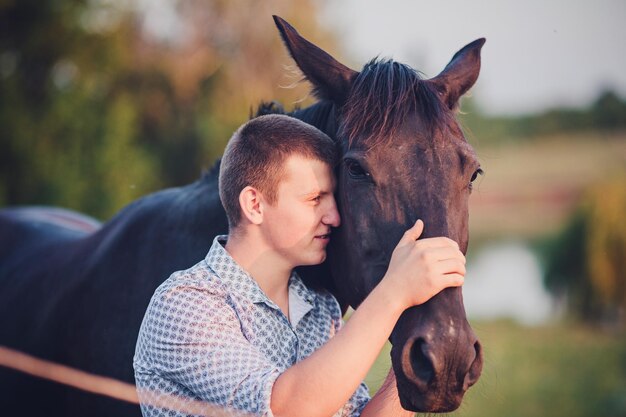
[
  {"xmin": 134, "ymin": 282, "xmax": 280, "ymax": 417},
  {"xmin": 338, "ymin": 381, "xmax": 371, "ymax": 417}
]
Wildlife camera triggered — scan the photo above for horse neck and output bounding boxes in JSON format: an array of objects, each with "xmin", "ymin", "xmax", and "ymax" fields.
[{"xmin": 88, "ymin": 167, "xmax": 227, "ymax": 264}]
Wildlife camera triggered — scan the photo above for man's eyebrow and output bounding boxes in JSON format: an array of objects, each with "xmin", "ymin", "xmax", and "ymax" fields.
[{"xmin": 301, "ymin": 190, "xmax": 330, "ymax": 198}]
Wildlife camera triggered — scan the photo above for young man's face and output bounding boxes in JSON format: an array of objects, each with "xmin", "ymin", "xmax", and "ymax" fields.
[{"xmin": 261, "ymin": 154, "xmax": 340, "ymax": 268}]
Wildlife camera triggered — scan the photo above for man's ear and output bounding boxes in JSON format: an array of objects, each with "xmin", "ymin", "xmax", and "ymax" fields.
[{"xmin": 239, "ymin": 186, "xmax": 264, "ymax": 225}]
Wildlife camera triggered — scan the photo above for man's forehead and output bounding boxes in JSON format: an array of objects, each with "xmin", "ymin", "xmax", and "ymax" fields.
[
  {"xmin": 278, "ymin": 155, "xmax": 335, "ymax": 190},
  {"xmin": 281, "ymin": 154, "xmax": 332, "ymax": 174}
]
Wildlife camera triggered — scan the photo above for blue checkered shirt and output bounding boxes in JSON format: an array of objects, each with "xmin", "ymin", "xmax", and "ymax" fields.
[{"xmin": 134, "ymin": 236, "xmax": 370, "ymax": 416}]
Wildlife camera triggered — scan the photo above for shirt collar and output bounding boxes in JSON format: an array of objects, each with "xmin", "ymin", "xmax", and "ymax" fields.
[{"xmin": 205, "ymin": 235, "xmax": 317, "ymax": 312}]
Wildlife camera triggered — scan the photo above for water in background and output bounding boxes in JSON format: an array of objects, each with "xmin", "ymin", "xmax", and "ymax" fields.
[{"xmin": 463, "ymin": 241, "xmax": 559, "ymax": 325}]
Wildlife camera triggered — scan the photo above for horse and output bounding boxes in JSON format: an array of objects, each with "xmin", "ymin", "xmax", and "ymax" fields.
[{"xmin": 0, "ymin": 15, "xmax": 485, "ymax": 415}]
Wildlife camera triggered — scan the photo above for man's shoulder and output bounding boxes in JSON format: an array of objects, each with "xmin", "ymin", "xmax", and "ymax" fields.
[
  {"xmin": 152, "ymin": 258, "xmax": 227, "ymax": 303},
  {"xmin": 141, "ymin": 258, "xmax": 240, "ymax": 335}
]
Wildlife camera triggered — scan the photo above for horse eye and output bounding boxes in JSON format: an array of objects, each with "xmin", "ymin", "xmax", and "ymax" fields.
[
  {"xmin": 344, "ymin": 158, "xmax": 369, "ymax": 180},
  {"xmin": 469, "ymin": 168, "xmax": 484, "ymax": 189},
  {"xmin": 470, "ymin": 168, "xmax": 484, "ymax": 185}
]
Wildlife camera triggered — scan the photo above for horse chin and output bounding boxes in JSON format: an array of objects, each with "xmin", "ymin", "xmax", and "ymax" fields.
[
  {"xmin": 394, "ymin": 373, "xmax": 465, "ymax": 413},
  {"xmin": 398, "ymin": 395, "xmax": 463, "ymax": 414}
]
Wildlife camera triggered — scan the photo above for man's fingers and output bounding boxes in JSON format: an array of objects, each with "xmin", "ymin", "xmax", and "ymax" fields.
[
  {"xmin": 435, "ymin": 258, "xmax": 467, "ymax": 276},
  {"xmin": 398, "ymin": 219, "xmax": 424, "ymax": 245},
  {"xmin": 444, "ymin": 273, "xmax": 465, "ymax": 287},
  {"xmin": 423, "ymin": 246, "xmax": 466, "ymax": 264},
  {"xmin": 414, "ymin": 236, "xmax": 460, "ymax": 250}
]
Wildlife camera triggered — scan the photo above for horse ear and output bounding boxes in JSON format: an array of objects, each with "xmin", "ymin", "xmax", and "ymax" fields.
[
  {"xmin": 428, "ymin": 38, "xmax": 486, "ymax": 110},
  {"xmin": 273, "ymin": 15, "xmax": 357, "ymax": 104}
]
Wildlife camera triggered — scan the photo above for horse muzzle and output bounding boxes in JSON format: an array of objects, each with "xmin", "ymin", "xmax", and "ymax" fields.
[{"xmin": 389, "ymin": 288, "xmax": 483, "ymax": 412}]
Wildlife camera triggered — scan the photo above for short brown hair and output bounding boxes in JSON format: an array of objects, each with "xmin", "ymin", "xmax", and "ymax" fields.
[{"xmin": 219, "ymin": 114, "xmax": 337, "ymax": 229}]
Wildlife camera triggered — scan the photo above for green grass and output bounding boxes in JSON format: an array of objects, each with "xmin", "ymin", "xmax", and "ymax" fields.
[{"xmin": 365, "ymin": 320, "xmax": 626, "ymax": 417}]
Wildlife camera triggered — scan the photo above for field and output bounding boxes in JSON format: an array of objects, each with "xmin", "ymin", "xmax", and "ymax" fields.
[
  {"xmin": 467, "ymin": 131, "xmax": 626, "ymax": 240},
  {"xmin": 365, "ymin": 320, "xmax": 626, "ymax": 417}
]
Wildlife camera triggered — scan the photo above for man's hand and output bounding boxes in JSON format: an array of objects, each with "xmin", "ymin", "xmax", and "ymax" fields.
[{"xmin": 381, "ymin": 219, "xmax": 466, "ymax": 309}]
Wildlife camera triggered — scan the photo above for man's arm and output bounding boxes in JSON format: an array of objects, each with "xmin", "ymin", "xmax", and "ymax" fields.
[{"xmin": 270, "ymin": 220, "xmax": 465, "ymax": 417}]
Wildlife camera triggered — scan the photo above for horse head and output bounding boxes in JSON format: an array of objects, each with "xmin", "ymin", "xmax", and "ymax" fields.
[{"xmin": 274, "ymin": 16, "xmax": 484, "ymax": 412}]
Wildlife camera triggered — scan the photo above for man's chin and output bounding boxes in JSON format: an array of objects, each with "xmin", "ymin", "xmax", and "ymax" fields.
[
  {"xmin": 317, "ymin": 252, "xmax": 327, "ymax": 264},
  {"xmin": 301, "ymin": 251, "xmax": 327, "ymax": 266}
]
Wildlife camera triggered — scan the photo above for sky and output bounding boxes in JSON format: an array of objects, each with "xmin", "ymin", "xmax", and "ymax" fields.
[{"xmin": 322, "ymin": 0, "xmax": 626, "ymax": 115}]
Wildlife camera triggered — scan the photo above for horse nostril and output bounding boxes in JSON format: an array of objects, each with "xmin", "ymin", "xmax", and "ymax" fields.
[
  {"xmin": 411, "ymin": 338, "xmax": 434, "ymax": 383},
  {"xmin": 463, "ymin": 340, "xmax": 483, "ymax": 391},
  {"xmin": 402, "ymin": 337, "xmax": 435, "ymax": 390}
]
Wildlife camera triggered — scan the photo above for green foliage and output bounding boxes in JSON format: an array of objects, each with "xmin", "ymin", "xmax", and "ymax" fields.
[
  {"xmin": 539, "ymin": 175, "xmax": 626, "ymax": 322},
  {"xmin": 460, "ymin": 90, "xmax": 626, "ymax": 144},
  {"xmin": 0, "ymin": 0, "xmax": 331, "ymax": 219}
]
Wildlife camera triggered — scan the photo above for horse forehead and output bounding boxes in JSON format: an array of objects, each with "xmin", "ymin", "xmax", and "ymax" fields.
[
  {"xmin": 365, "ymin": 130, "xmax": 472, "ymax": 167},
  {"xmin": 345, "ymin": 107, "xmax": 476, "ymax": 168}
]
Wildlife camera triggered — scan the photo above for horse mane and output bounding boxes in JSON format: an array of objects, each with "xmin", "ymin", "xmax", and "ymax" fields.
[
  {"xmin": 254, "ymin": 100, "xmax": 339, "ymax": 141},
  {"xmin": 340, "ymin": 58, "xmax": 450, "ymax": 149},
  {"xmin": 200, "ymin": 158, "xmax": 221, "ymax": 185},
  {"xmin": 253, "ymin": 100, "xmax": 288, "ymax": 117}
]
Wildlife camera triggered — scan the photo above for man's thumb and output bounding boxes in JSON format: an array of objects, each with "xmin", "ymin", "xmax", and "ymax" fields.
[{"xmin": 400, "ymin": 219, "xmax": 424, "ymax": 244}]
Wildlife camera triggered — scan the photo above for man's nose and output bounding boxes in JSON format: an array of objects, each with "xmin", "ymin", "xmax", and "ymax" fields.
[{"xmin": 322, "ymin": 199, "xmax": 341, "ymax": 227}]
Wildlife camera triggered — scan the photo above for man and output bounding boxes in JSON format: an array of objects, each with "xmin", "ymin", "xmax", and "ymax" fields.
[{"xmin": 134, "ymin": 114, "xmax": 466, "ymax": 417}]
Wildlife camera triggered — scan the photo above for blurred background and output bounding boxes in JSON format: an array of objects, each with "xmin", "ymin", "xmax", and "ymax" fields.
[{"xmin": 1, "ymin": 0, "xmax": 625, "ymax": 416}]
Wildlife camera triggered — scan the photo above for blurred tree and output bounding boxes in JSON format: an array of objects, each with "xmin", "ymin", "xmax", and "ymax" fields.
[
  {"xmin": 541, "ymin": 174, "xmax": 626, "ymax": 324},
  {"xmin": 459, "ymin": 90, "xmax": 626, "ymax": 144},
  {"xmin": 0, "ymin": 0, "xmax": 337, "ymax": 219},
  {"xmin": 590, "ymin": 90, "xmax": 626, "ymax": 130}
]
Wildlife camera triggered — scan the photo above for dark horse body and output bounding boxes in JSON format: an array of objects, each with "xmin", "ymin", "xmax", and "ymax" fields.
[{"xmin": 0, "ymin": 17, "xmax": 485, "ymax": 416}]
